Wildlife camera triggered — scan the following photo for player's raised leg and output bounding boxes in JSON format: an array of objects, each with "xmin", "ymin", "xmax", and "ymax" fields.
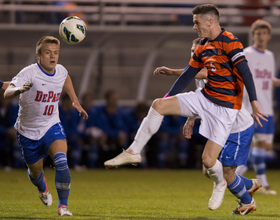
[
  {"xmin": 104, "ymin": 96, "xmax": 190, "ymax": 168},
  {"xmin": 48, "ymin": 140, "xmax": 72, "ymax": 216},
  {"xmin": 27, "ymin": 159, "xmax": 53, "ymax": 207}
]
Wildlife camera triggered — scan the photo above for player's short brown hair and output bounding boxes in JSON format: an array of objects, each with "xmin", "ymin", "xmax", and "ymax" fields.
[
  {"xmin": 251, "ymin": 19, "xmax": 271, "ymax": 34},
  {"xmin": 192, "ymin": 4, "xmax": 220, "ymax": 20},
  {"xmin": 36, "ymin": 36, "xmax": 60, "ymax": 54}
]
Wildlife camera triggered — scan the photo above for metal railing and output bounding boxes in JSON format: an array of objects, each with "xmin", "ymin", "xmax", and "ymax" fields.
[{"xmin": 1, "ymin": 0, "xmax": 280, "ymax": 27}]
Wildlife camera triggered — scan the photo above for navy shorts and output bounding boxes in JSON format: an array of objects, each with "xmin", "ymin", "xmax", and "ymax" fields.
[
  {"xmin": 17, "ymin": 122, "xmax": 66, "ymax": 165},
  {"xmin": 219, "ymin": 124, "xmax": 254, "ymax": 167}
]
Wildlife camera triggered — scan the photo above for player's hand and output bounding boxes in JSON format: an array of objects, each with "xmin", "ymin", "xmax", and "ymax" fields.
[
  {"xmin": 251, "ymin": 100, "xmax": 268, "ymax": 127},
  {"xmin": 73, "ymin": 102, "xmax": 89, "ymax": 120},
  {"xmin": 183, "ymin": 117, "xmax": 195, "ymax": 139},
  {"xmin": 153, "ymin": 66, "xmax": 174, "ymax": 76},
  {"xmin": 20, "ymin": 82, "xmax": 33, "ymax": 93}
]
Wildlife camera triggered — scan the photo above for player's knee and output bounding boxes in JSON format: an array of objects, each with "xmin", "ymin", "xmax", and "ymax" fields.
[
  {"xmin": 222, "ymin": 166, "xmax": 235, "ymax": 183},
  {"xmin": 201, "ymin": 156, "xmax": 215, "ymax": 168},
  {"xmin": 29, "ymin": 168, "xmax": 43, "ymax": 178},
  {"xmin": 151, "ymin": 98, "xmax": 164, "ymax": 114}
]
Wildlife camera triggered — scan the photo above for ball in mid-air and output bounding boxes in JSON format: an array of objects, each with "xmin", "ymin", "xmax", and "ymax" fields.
[{"xmin": 59, "ymin": 16, "xmax": 86, "ymax": 44}]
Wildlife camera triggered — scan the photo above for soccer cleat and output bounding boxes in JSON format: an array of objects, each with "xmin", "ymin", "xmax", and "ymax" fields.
[
  {"xmin": 58, "ymin": 205, "xmax": 73, "ymax": 216},
  {"xmin": 258, "ymin": 186, "xmax": 277, "ymax": 195},
  {"xmin": 208, "ymin": 178, "xmax": 227, "ymax": 210},
  {"xmin": 231, "ymin": 198, "xmax": 256, "ymax": 215},
  {"xmin": 39, "ymin": 177, "xmax": 52, "ymax": 207},
  {"xmin": 248, "ymin": 179, "xmax": 262, "ymax": 197},
  {"xmin": 104, "ymin": 149, "xmax": 141, "ymax": 168}
]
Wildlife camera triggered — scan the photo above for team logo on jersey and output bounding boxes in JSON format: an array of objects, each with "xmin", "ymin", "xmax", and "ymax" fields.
[
  {"xmin": 218, "ymin": 49, "xmax": 222, "ymax": 56},
  {"xmin": 34, "ymin": 91, "xmax": 61, "ymax": 102}
]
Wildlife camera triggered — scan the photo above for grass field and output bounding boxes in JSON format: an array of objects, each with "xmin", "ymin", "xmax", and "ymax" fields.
[{"xmin": 0, "ymin": 169, "xmax": 280, "ymax": 220}]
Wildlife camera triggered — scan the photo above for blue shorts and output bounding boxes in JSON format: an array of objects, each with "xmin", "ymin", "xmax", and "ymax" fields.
[
  {"xmin": 219, "ymin": 124, "xmax": 254, "ymax": 167},
  {"xmin": 254, "ymin": 116, "xmax": 274, "ymax": 134},
  {"xmin": 17, "ymin": 122, "xmax": 66, "ymax": 165}
]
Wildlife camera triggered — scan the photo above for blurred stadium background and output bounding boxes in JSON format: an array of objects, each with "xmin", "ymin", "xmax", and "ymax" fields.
[{"xmin": 1, "ymin": 0, "xmax": 280, "ymax": 170}]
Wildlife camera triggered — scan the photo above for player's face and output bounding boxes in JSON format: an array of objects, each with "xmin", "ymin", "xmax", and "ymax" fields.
[
  {"xmin": 193, "ymin": 14, "xmax": 210, "ymax": 39},
  {"xmin": 252, "ymin": 28, "xmax": 271, "ymax": 50},
  {"xmin": 37, "ymin": 43, "xmax": 60, "ymax": 75}
]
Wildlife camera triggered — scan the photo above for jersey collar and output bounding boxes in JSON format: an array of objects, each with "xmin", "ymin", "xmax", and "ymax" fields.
[{"xmin": 37, "ymin": 62, "xmax": 56, "ymax": 76}]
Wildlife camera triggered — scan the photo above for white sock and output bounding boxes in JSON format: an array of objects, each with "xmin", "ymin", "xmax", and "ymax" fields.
[
  {"xmin": 207, "ymin": 160, "xmax": 224, "ymax": 185},
  {"xmin": 236, "ymin": 165, "xmax": 248, "ymax": 175},
  {"xmin": 257, "ymin": 174, "xmax": 269, "ymax": 188},
  {"xmin": 127, "ymin": 107, "xmax": 164, "ymax": 154}
]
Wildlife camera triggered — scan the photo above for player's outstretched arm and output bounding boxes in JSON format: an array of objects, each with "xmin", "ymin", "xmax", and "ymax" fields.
[
  {"xmin": 153, "ymin": 66, "xmax": 183, "ymax": 76},
  {"xmin": 154, "ymin": 66, "xmax": 207, "ymax": 79},
  {"xmin": 63, "ymin": 75, "xmax": 88, "ymax": 120},
  {"xmin": 251, "ymin": 100, "xmax": 268, "ymax": 127},
  {"xmin": 4, "ymin": 82, "xmax": 33, "ymax": 99}
]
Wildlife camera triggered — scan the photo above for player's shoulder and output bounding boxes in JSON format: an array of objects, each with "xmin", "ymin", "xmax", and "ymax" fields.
[
  {"xmin": 55, "ymin": 64, "xmax": 68, "ymax": 76},
  {"xmin": 221, "ymin": 30, "xmax": 240, "ymax": 43},
  {"xmin": 264, "ymin": 49, "xmax": 274, "ymax": 56},
  {"xmin": 17, "ymin": 63, "xmax": 38, "ymax": 78}
]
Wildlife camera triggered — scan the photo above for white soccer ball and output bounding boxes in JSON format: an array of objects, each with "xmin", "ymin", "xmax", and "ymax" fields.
[{"xmin": 59, "ymin": 16, "xmax": 86, "ymax": 44}]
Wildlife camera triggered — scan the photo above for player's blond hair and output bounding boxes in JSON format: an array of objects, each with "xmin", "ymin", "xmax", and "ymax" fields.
[
  {"xmin": 36, "ymin": 36, "xmax": 60, "ymax": 54},
  {"xmin": 251, "ymin": 19, "xmax": 271, "ymax": 34}
]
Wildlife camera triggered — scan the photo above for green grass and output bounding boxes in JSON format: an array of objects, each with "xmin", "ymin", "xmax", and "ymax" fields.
[{"xmin": 0, "ymin": 169, "xmax": 280, "ymax": 219}]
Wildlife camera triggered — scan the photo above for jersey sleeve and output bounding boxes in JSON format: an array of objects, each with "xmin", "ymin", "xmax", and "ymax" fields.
[
  {"xmin": 189, "ymin": 44, "xmax": 205, "ymax": 69},
  {"xmin": 10, "ymin": 65, "xmax": 34, "ymax": 87},
  {"xmin": 227, "ymin": 40, "xmax": 246, "ymax": 65}
]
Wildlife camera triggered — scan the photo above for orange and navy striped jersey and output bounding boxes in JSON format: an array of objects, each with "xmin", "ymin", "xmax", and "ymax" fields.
[{"xmin": 189, "ymin": 29, "xmax": 246, "ymax": 109}]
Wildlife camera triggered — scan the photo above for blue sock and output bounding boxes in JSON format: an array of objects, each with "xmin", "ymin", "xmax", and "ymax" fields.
[
  {"xmin": 27, "ymin": 169, "xmax": 46, "ymax": 192},
  {"xmin": 237, "ymin": 174, "xmax": 253, "ymax": 190},
  {"xmin": 227, "ymin": 174, "xmax": 252, "ymax": 204},
  {"xmin": 53, "ymin": 152, "xmax": 71, "ymax": 208},
  {"xmin": 251, "ymin": 147, "xmax": 266, "ymax": 175}
]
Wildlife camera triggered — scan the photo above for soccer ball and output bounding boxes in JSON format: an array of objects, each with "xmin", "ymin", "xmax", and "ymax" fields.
[{"xmin": 59, "ymin": 16, "xmax": 86, "ymax": 44}]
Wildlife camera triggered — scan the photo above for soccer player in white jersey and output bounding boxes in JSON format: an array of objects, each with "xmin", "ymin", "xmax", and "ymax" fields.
[
  {"xmin": 153, "ymin": 38, "xmax": 261, "ymax": 215},
  {"xmin": 4, "ymin": 36, "xmax": 88, "ymax": 216},
  {"xmin": 236, "ymin": 20, "xmax": 280, "ymax": 195}
]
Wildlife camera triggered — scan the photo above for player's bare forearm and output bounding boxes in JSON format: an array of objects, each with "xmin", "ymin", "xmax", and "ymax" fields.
[
  {"xmin": 63, "ymin": 75, "xmax": 88, "ymax": 119},
  {"xmin": 154, "ymin": 66, "xmax": 207, "ymax": 80},
  {"xmin": 273, "ymin": 77, "xmax": 280, "ymax": 87},
  {"xmin": 1, "ymin": 81, "xmax": 10, "ymax": 90},
  {"xmin": 153, "ymin": 66, "xmax": 182, "ymax": 76},
  {"xmin": 4, "ymin": 82, "xmax": 32, "ymax": 99}
]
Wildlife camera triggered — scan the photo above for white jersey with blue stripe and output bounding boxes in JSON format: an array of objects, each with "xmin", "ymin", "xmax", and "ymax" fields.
[
  {"xmin": 11, "ymin": 63, "xmax": 68, "ymax": 140},
  {"xmin": 243, "ymin": 46, "xmax": 275, "ymax": 116}
]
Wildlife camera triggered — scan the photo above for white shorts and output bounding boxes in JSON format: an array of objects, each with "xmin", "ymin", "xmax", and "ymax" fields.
[
  {"xmin": 176, "ymin": 89, "xmax": 239, "ymax": 147},
  {"xmin": 253, "ymin": 134, "xmax": 274, "ymax": 144}
]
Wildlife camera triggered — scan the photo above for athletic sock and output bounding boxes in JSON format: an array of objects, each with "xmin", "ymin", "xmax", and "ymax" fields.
[
  {"xmin": 28, "ymin": 169, "xmax": 46, "ymax": 192},
  {"xmin": 207, "ymin": 159, "xmax": 224, "ymax": 185},
  {"xmin": 53, "ymin": 152, "xmax": 71, "ymax": 208},
  {"xmin": 237, "ymin": 174, "xmax": 253, "ymax": 190},
  {"xmin": 228, "ymin": 174, "xmax": 252, "ymax": 204},
  {"xmin": 251, "ymin": 147, "xmax": 268, "ymax": 187},
  {"xmin": 127, "ymin": 107, "xmax": 164, "ymax": 154}
]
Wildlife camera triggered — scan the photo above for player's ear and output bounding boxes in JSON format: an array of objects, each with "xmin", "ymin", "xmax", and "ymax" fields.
[{"xmin": 36, "ymin": 53, "xmax": 40, "ymax": 61}]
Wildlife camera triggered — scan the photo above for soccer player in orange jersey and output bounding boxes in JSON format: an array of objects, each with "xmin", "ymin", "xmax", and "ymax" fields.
[{"xmin": 104, "ymin": 4, "xmax": 267, "ymax": 214}]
